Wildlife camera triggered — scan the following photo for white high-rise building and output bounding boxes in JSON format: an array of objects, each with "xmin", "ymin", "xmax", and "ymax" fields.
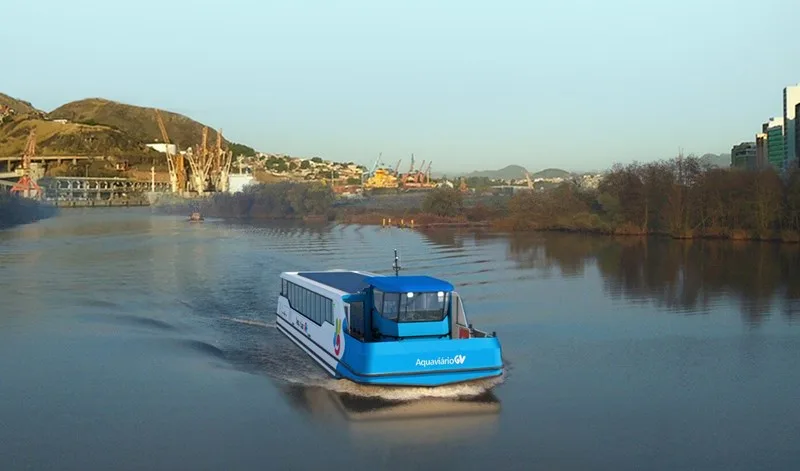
[{"xmin": 783, "ymin": 84, "xmax": 800, "ymax": 169}]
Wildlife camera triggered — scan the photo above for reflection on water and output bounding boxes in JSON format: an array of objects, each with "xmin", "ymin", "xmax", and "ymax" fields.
[
  {"xmin": 502, "ymin": 232, "xmax": 800, "ymax": 325},
  {"xmin": 282, "ymin": 384, "xmax": 500, "ymax": 445},
  {"xmin": 3, "ymin": 211, "xmax": 800, "ymax": 470}
]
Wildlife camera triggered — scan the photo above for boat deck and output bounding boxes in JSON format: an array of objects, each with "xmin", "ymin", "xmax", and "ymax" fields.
[{"xmin": 297, "ymin": 271, "xmax": 371, "ymax": 294}]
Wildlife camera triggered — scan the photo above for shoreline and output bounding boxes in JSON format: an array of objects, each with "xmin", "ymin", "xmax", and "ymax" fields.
[
  {"xmin": 158, "ymin": 204, "xmax": 800, "ymax": 244},
  {"xmin": 332, "ymin": 208, "xmax": 800, "ymax": 243}
]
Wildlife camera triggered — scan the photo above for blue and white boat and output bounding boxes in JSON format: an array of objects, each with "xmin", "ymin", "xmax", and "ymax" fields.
[{"xmin": 275, "ymin": 252, "xmax": 504, "ymax": 387}]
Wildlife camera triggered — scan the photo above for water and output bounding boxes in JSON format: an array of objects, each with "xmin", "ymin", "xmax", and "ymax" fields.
[{"xmin": 1, "ymin": 208, "xmax": 799, "ymax": 470}]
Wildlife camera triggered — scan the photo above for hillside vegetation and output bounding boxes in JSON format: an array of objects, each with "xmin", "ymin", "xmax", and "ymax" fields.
[
  {"xmin": 0, "ymin": 93, "xmax": 40, "ymax": 116},
  {"xmin": 0, "ymin": 93, "xmax": 258, "ymax": 175},
  {"xmin": 0, "ymin": 116, "xmax": 158, "ymax": 158},
  {"xmin": 49, "ymin": 98, "xmax": 229, "ymax": 150}
]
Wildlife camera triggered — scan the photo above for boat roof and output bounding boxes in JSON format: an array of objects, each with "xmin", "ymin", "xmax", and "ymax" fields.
[
  {"xmin": 297, "ymin": 271, "xmax": 371, "ymax": 294},
  {"xmin": 293, "ymin": 271, "xmax": 454, "ymax": 294},
  {"xmin": 365, "ymin": 275, "xmax": 454, "ymax": 293}
]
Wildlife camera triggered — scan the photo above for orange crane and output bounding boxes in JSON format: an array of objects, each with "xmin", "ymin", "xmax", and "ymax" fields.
[
  {"xmin": 154, "ymin": 109, "xmax": 185, "ymax": 193},
  {"xmin": 10, "ymin": 129, "xmax": 43, "ymax": 199}
]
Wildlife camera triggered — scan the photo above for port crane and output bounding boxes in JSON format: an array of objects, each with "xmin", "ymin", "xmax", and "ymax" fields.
[
  {"xmin": 185, "ymin": 126, "xmax": 217, "ymax": 195},
  {"xmin": 153, "ymin": 108, "xmax": 185, "ymax": 193},
  {"xmin": 9, "ymin": 129, "xmax": 43, "ymax": 199},
  {"xmin": 210, "ymin": 128, "xmax": 233, "ymax": 193}
]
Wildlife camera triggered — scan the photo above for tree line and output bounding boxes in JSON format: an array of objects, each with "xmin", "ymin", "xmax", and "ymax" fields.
[
  {"xmin": 155, "ymin": 156, "xmax": 800, "ymax": 242},
  {"xmin": 489, "ymin": 157, "xmax": 800, "ymax": 241}
]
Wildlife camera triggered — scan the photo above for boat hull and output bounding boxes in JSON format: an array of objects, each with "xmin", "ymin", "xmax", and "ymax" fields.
[{"xmin": 276, "ymin": 312, "xmax": 503, "ymax": 387}]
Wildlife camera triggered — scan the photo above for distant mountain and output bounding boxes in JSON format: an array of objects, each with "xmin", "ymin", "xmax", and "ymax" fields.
[
  {"xmin": 460, "ymin": 165, "xmax": 528, "ymax": 180},
  {"xmin": 457, "ymin": 165, "xmax": 570, "ymax": 180},
  {"xmin": 532, "ymin": 168, "xmax": 571, "ymax": 179}
]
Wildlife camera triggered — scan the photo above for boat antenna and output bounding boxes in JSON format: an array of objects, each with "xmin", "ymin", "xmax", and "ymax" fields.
[{"xmin": 392, "ymin": 249, "xmax": 402, "ymax": 276}]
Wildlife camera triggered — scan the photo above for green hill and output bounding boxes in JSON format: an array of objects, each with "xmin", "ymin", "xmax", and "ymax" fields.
[
  {"xmin": 0, "ymin": 94, "xmax": 259, "ymax": 175},
  {"xmin": 0, "ymin": 117, "xmax": 149, "ymax": 158},
  {"xmin": 0, "ymin": 93, "xmax": 41, "ymax": 116},
  {"xmin": 49, "ymin": 98, "xmax": 229, "ymax": 150}
]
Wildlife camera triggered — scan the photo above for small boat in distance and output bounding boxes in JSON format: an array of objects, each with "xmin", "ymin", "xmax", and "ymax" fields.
[
  {"xmin": 275, "ymin": 251, "xmax": 504, "ymax": 387},
  {"xmin": 188, "ymin": 211, "xmax": 204, "ymax": 222}
]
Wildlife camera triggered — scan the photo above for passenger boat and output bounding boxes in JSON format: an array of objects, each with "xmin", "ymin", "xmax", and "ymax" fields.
[{"xmin": 275, "ymin": 252, "xmax": 504, "ymax": 387}]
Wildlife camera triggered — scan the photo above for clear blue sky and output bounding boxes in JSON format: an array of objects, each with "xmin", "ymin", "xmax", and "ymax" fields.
[{"xmin": 2, "ymin": 0, "xmax": 799, "ymax": 174}]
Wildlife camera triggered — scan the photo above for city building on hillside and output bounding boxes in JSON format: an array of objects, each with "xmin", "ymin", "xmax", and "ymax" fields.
[
  {"xmin": 731, "ymin": 142, "xmax": 756, "ymax": 169},
  {"xmin": 766, "ymin": 117, "xmax": 786, "ymax": 169},
  {"xmin": 146, "ymin": 143, "xmax": 177, "ymax": 155},
  {"xmin": 784, "ymin": 84, "xmax": 800, "ymax": 168}
]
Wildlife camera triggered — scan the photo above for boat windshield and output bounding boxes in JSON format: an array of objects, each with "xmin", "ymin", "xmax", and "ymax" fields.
[{"xmin": 377, "ymin": 290, "xmax": 448, "ymax": 323}]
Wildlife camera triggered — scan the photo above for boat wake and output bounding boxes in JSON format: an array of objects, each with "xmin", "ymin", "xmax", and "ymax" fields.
[
  {"xmin": 317, "ymin": 373, "xmax": 506, "ymax": 401},
  {"xmin": 223, "ymin": 317, "xmax": 276, "ymax": 329}
]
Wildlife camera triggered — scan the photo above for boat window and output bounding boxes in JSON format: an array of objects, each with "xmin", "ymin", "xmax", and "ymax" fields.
[
  {"xmin": 381, "ymin": 292, "xmax": 400, "ymax": 321},
  {"xmin": 373, "ymin": 289, "xmax": 384, "ymax": 314},
  {"xmin": 398, "ymin": 292, "xmax": 448, "ymax": 322},
  {"xmin": 325, "ymin": 298, "xmax": 333, "ymax": 324},
  {"xmin": 283, "ymin": 280, "xmax": 334, "ymax": 326}
]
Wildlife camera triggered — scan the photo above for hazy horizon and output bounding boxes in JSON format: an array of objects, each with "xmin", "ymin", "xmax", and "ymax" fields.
[{"xmin": 3, "ymin": 0, "xmax": 799, "ymax": 174}]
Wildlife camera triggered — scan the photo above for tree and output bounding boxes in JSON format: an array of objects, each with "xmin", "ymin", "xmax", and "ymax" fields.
[{"xmin": 229, "ymin": 142, "xmax": 256, "ymax": 157}]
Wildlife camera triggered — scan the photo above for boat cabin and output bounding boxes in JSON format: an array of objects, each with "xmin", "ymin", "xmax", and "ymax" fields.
[{"xmin": 331, "ymin": 274, "xmax": 474, "ymax": 342}]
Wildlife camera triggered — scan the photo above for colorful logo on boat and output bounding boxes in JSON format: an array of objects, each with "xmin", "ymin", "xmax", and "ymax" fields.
[
  {"xmin": 333, "ymin": 318, "xmax": 343, "ymax": 357},
  {"xmin": 415, "ymin": 354, "xmax": 466, "ymax": 367}
]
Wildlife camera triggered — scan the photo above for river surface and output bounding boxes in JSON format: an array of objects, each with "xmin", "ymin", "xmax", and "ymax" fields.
[{"xmin": 1, "ymin": 208, "xmax": 799, "ymax": 470}]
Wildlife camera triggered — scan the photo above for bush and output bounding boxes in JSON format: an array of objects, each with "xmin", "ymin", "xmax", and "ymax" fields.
[
  {"xmin": 157, "ymin": 181, "xmax": 336, "ymax": 219},
  {"xmin": 421, "ymin": 188, "xmax": 464, "ymax": 217}
]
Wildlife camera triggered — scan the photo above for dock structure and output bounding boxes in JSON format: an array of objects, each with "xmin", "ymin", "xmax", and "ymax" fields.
[
  {"xmin": 36, "ymin": 176, "xmax": 170, "ymax": 206},
  {"xmin": 0, "ymin": 155, "xmax": 94, "ymax": 168}
]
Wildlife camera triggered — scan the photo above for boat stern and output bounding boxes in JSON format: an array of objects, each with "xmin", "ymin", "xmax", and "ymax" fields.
[{"xmin": 337, "ymin": 336, "xmax": 503, "ymax": 387}]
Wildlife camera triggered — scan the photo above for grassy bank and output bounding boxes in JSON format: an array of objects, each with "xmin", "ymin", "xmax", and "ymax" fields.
[{"xmin": 0, "ymin": 194, "xmax": 58, "ymax": 229}]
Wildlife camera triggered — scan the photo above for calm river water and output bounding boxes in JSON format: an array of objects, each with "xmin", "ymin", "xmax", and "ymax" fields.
[{"xmin": 1, "ymin": 208, "xmax": 799, "ymax": 470}]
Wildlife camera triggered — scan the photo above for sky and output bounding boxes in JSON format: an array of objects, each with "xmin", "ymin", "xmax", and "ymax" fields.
[{"xmin": 2, "ymin": 0, "xmax": 800, "ymax": 174}]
